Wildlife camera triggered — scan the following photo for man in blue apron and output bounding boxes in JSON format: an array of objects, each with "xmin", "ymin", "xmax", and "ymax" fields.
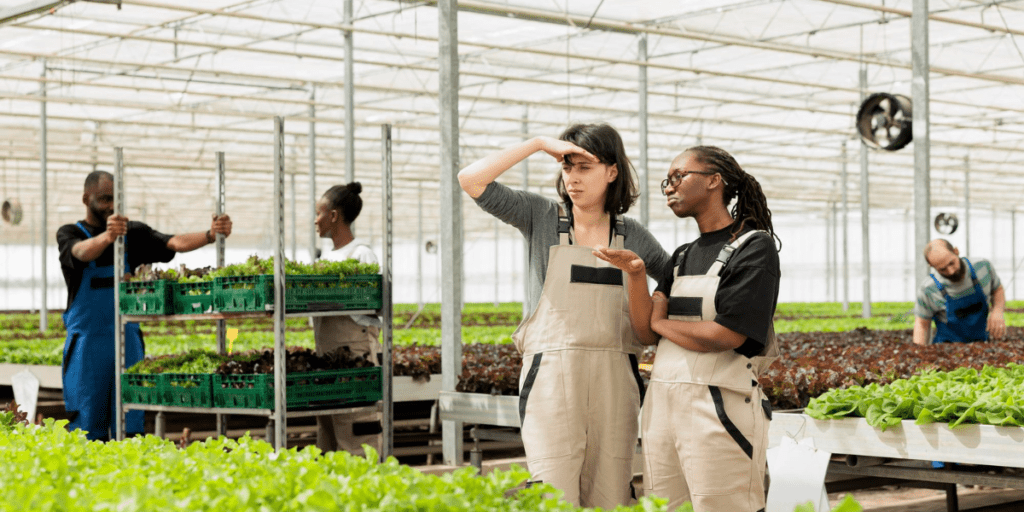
[
  {"xmin": 56, "ymin": 170, "xmax": 232, "ymax": 440},
  {"xmin": 913, "ymin": 239, "xmax": 1005, "ymax": 345}
]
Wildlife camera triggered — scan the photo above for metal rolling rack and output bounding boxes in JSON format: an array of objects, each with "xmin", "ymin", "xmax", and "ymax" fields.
[{"xmin": 112, "ymin": 118, "xmax": 396, "ymax": 457}]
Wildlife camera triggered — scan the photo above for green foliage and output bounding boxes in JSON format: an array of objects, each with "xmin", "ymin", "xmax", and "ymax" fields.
[
  {"xmin": 208, "ymin": 255, "xmax": 379, "ymax": 281},
  {"xmin": 806, "ymin": 364, "xmax": 1024, "ymax": 430},
  {"xmin": 0, "ymin": 420, "xmax": 670, "ymax": 512}
]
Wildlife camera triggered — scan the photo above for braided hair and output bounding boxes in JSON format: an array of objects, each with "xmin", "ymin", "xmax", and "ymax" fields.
[{"xmin": 685, "ymin": 146, "xmax": 781, "ymax": 251}]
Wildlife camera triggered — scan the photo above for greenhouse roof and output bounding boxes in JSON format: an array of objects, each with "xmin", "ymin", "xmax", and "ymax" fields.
[{"xmin": 1, "ymin": 0, "xmax": 1023, "ymax": 245}]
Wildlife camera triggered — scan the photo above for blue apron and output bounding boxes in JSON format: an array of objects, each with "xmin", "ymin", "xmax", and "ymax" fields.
[
  {"xmin": 62, "ymin": 222, "xmax": 145, "ymax": 440},
  {"xmin": 929, "ymin": 258, "xmax": 989, "ymax": 344}
]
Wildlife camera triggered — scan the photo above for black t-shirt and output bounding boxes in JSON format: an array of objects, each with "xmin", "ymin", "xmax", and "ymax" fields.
[
  {"xmin": 655, "ymin": 225, "xmax": 780, "ymax": 357},
  {"xmin": 57, "ymin": 221, "xmax": 176, "ymax": 309}
]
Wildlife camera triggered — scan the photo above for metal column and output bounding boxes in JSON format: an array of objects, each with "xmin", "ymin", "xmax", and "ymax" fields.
[
  {"xmin": 439, "ymin": 0, "xmax": 464, "ymax": 465},
  {"xmin": 521, "ymin": 109, "xmax": 529, "ymax": 317},
  {"xmin": 494, "ymin": 217, "xmax": 500, "ymax": 307},
  {"xmin": 842, "ymin": 143, "xmax": 850, "ymax": 312},
  {"xmin": 1013, "ymin": 211, "xmax": 1018, "ymax": 300},
  {"xmin": 290, "ymin": 173, "xmax": 297, "ymax": 261},
  {"xmin": 825, "ymin": 205, "xmax": 832, "ymax": 302},
  {"xmin": 345, "ymin": 0, "xmax": 355, "ymax": 184},
  {"xmin": 417, "ymin": 182, "xmax": 424, "ymax": 307},
  {"xmin": 992, "ymin": 207, "xmax": 997, "ymax": 260},
  {"xmin": 113, "ymin": 148, "xmax": 125, "ymax": 441},
  {"xmin": 638, "ymin": 35, "xmax": 649, "ymax": 227},
  {"xmin": 965, "ymin": 156, "xmax": 970, "ymax": 256},
  {"xmin": 215, "ymin": 152, "xmax": 228, "ymax": 437},
  {"xmin": 912, "ymin": 0, "xmax": 932, "ymax": 286},
  {"xmin": 832, "ymin": 201, "xmax": 839, "ymax": 302},
  {"xmin": 381, "ymin": 124, "xmax": 394, "ymax": 460},
  {"xmin": 309, "ymin": 87, "xmax": 318, "ymax": 263},
  {"xmin": 272, "ymin": 117, "xmax": 287, "ymax": 450},
  {"xmin": 859, "ymin": 68, "xmax": 872, "ymax": 319},
  {"xmin": 39, "ymin": 63, "xmax": 47, "ymax": 332}
]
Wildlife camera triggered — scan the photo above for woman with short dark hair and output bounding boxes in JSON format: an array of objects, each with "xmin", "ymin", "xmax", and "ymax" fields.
[{"xmin": 459, "ymin": 123, "xmax": 670, "ymax": 508}]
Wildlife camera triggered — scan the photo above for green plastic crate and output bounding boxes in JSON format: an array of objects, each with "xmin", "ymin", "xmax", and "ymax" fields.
[
  {"xmin": 212, "ymin": 274, "xmax": 382, "ymax": 313},
  {"xmin": 119, "ymin": 280, "xmax": 174, "ymax": 315},
  {"xmin": 121, "ymin": 374, "xmax": 163, "ymax": 405},
  {"xmin": 173, "ymin": 281, "xmax": 214, "ymax": 314},
  {"xmin": 163, "ymin": 373, "xmax": 214, "ymax": 408},
  {"xmin": 212, "ymin": 367, "xmax": 382, "ymax": 410}
]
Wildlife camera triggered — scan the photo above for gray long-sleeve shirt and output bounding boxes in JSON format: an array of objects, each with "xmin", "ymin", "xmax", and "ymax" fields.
[{"xmin": 474, "ymin": 181, "xmax": 671, "ymax": 316}]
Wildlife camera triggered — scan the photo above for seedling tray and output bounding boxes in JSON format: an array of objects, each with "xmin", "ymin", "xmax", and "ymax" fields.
[
  {"xmin": 212, "ymin": 367, "xmax": 382, "ymax": 410},
  {"xmin": 121, "ymin": 374, "xmax": 163, "ymax": 405},
  {"xmin": 172, "ymin": 281, "xmax": 214, "ymax": 315},
  {"xmin": 163, "ymin": 373, "xmax": 214, "ymax": 408},
  {"xmin": 212, "ymin": 274, "xmax": 382, "ymax": 313},
  {"xmin": 119, "ymin": 280, "xmax": 174, "ymax": 315}
]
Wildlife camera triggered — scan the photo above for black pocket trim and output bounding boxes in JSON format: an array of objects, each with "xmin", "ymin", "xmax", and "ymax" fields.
[
  {"xmin": 709, "ymin": 385, "xmax": 753, "ymax": 459},
  {"xmin": 628, "ymin": 354, "xmax": 646, "ymax": 406},
  {"xmin": 63, "ymin": 333, "xmax": 79, "ymax": 377},
  {"xmin": 954, "ymin": 301, "xmax": 985, "ymax": 319},
  {"xmin": 90, "ymin": 276, "xmax": 114, "ymax": 289},
  {"xmin": 761, "ymin": 399, "xmax": 773, "ymax": 421},
  {"xmin": 519, "ymin": 353, "xmax": 544, "ymax": 427},
  {"xmin": 353, "ymin": 421, "xmax": 383, "ymax": 436},
  {"xmin": 668, "ymin": 296, "xmax": 702, "ymax": 317},
  {"xmin": 570, "ymin": 265, "xmax": 622, "ymax": 286}
]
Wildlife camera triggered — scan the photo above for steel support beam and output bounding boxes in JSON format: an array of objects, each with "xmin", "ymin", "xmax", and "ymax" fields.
[
  {"xmin": 913, "ymin": 0, "xmax": 932, "ymax": 287},
  {"xmin": 638, "ymin": 35, "xmax": 649, "ymax": 228},
  {"xmin": 842, "ymin": 143, "xmax": 850, "ymax": 312},
  {"xmin": 1013, "ymin": 211, "xmax": 1018, "ymax": 301},
  {"xmin": 290, "ymin": 173, "xmax": 297, "ymax": 261},
  {"xmin": 965, "ymin": 156, "xmax": 970, "ymax": 257},
  {"xmin": 344, "ymin": 0, "xmax": 355, "ymax": 185},
  {"xmin": 859, "ymin": 68, "xmax": 872, "ymax": 319},
  {"xmin": 39, "ymin": 63, "xmax": 47, "ymax": 332},
  {"xmin": 417, "ymin": 182, "xmax": 424, "ymax": 307},
  {"xmin": 494, "ymin": 217, "xmax": 499, "ymax": 307},
  {"xmin": 521, "ymin": 109, "xmax": 529, "ymax": 318},
  {"xmin": 832, "ymin": 200, "xmax": 839, "ymax": 302},
  {"xmin": 309, "ymin": 87, "xmax": 318, "ymax": 263},
  {"xmin": 438, "ymin": 0, "xmax": 464, "ymax": 466}
]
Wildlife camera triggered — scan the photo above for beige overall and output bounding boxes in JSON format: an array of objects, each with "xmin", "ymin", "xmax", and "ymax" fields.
[
  {"xmin": 313, "ymin": 315, "xmax": 382, "ymax": 456},
  {"xmin": 513, "ymin": 206, "xmax": 645, "ymax": 508},
  {"xmin": 642, "ymin": 230, "xmax": 778, "ymax": 512}
]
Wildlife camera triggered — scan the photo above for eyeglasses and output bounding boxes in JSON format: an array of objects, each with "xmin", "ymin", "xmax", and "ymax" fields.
[{"xmin": 661, "ymin": 171, "xmax": 717, "ymax": 195}]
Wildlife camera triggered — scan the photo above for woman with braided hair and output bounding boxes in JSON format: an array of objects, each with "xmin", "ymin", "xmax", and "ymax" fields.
[{"xmin": 595, "ymin": 146, "xmax": 781, "ymax": 512}]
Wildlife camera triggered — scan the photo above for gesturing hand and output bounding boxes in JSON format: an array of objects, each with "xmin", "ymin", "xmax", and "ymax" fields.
[{"xmin": 593, "ymin": 247, "xmax": 646, "ymax": 277}]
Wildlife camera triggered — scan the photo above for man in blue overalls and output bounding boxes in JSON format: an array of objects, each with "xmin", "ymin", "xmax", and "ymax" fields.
[
  {"xmin": 56, "ymin": 170, "xmax": 232, "ymax": 440},
  {"xmin": 913, "ymin": 239, "xmax": 1006, "ymax": 345}
]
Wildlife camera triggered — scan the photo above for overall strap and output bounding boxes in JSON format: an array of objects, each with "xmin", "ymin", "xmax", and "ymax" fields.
[
  {"xmin": 611, "ymin": 215, "xmax": 626, "ymax": 250},
  {"xmin": 929, "ymin": 273, "xmax": 950, "ymax": 299},
  {"xmin": 674, "ymin": 245, "xmax": 691, "ymax": 277},
  {"xmin": 964, "ymin": 258, "xmax": 982, "ymax": 288},
  {"xmin": 75, "ymin": 221, "xmax": 92, "ymax": 239},
  {"xmin": 706, "ymin": 230, "xmax": 764, "ymax": 276},
  {"xmin": 556, "ymin": 203, "xmax": 571, "ymax": 245}
]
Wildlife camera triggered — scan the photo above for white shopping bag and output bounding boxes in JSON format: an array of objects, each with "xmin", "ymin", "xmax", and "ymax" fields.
[
  {"xmin": 766, "ymin": 436, "xmax": 831, "ymax": 512},
  {"xmin": 11, "ymin": 370, "xmax": 40, "ymax": 423}
]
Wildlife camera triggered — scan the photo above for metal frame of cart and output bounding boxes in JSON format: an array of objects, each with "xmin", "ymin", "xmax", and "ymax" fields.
[{"xmin": 112, "ymin": 119, "xmax": 397, "ymax": 458}]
